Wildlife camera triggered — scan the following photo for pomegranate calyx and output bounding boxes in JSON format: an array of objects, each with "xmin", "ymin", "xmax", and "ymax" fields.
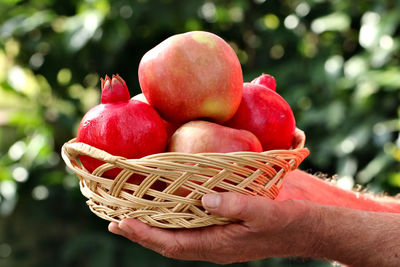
[
  {"xmin": 100, "ymin": 74, "xmax": 130, "ymax": 104},
  {"xmin": 251, "ymin": 73, "xmax": 277, "ymax": 91}
]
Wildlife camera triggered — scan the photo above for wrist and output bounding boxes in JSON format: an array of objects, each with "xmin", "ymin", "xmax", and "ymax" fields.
[
  {"xmin": 299, "ymin": 203, "xmax": 351, "ymax": 262},
  {"xmin": 304, "ymin": 204, "xmax": 400, "ymax": 266},
  {"xmin": 274, "ymin": 199, "xmax": 322, "ymax": 258},
  {"xmin": 286, "ymin": 201, "xmax": 362, "ymax": 262}
]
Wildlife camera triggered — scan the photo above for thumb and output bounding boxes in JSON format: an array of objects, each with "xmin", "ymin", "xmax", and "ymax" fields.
[{"xmin": 201, "ymin": 192, "xmax": 273, "ymax": 222}]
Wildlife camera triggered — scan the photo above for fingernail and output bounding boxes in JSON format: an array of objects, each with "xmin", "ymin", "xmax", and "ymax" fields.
[
  {"xmin": 109, "ymin": 222, "xmax": 118, "ymax": 230},
  {"xmin": 202, "ymin": 194, "xmax": 221, "ymax": 209},
  {"xmin": 108, "ymin": 222, "xmax": 124, "ymax": 235},
  {"xmin": 119, "ymin": 220, "xmax": 133, "ymax": 234}
]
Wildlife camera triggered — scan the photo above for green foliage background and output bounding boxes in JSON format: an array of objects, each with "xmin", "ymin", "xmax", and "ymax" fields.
[{"xmin": 0, "ymin": 0, "xmax": 399, "ymax": 266}]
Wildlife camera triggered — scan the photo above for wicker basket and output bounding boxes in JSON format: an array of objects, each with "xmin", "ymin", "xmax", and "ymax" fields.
[{"xmin": 61, "ymin": 128, "xmax": 309, "ymax": 228}]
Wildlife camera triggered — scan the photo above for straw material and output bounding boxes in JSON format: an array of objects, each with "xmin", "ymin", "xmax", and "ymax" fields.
[{"xmin": 61, "ymin": 128, "xmax": 309, "ymax": 228}]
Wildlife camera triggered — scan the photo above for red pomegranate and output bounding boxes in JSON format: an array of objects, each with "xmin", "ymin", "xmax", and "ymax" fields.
[
  {"xmin": 132, "ymin": 93, "xmax": 180, "ymax": 142},
  {"xmin": 251, "ymin": 73, "xmax": 277, "ymax": 91},
  {"xmin": 225, "ymin": 83, "xmax": 295, "ymax": 151},
  {"xmin": 76, "ymin": 74, "xmax": 168, "ymax": 183}
]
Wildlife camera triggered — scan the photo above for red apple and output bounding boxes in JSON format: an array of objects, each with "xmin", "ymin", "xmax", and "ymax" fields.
[
  {"xmin": 168, "ymin": 120, "xmax": 263, "ymax": 153},
  {"xmin": 168, "ymin": 120, "xmax": 262, "ymax": 196},
  {"xmin": 225, "ymin": 83, "xmax": 295, "ymax": 151},
  {"xmin": 131, "ymin": 92, "xmax": 148, "ymax": 103},
  {"xmin": 138, "ymin": 31, "xmax": 243, "ymax": 124}
]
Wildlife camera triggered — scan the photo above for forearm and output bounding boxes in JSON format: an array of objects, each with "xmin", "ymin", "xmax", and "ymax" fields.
[
  {"xmin": 280, "ymin": 170, "xmax": 400, "ymax": 213},
  {"xmin": 305, "ymin": 203, "xmax": 400, "ymax": 266}
]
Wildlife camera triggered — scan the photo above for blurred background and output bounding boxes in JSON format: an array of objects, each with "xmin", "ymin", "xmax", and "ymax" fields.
[{"xmin": 0, "ymin": 0, "xmax": 399, "ymax": 266}]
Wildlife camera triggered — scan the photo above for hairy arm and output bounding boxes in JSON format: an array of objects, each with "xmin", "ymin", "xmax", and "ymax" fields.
[
  {"xmin": 277, "ymin": 170, "xmax": 400, "ymax": 213},
  {"xmin": 109, "ymin": 192, "xmax": 400, "ymax": 266},
  {"xmin": 308, "ymin": 204, "xmax": 400, "ymax": 266}
]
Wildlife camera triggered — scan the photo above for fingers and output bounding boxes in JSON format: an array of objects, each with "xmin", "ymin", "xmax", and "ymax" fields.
[
  {"xmin": 119, "ymin": 218, "xmax": 170, "ymax": 246},
  {"xmin": 116, "ymin": 218, "xmax": 189, "ymax": 259},
  {"xmin": 202, "ymin": 192, "xmax": 275, "ymax": 224},
  {"xmin": 108, "ymin": 221, "xmax": 139, "ymax": 243},
  {"xmin": 108, "ymin": 222, "xmax": 125, "ymax": 236},
  {"xmin": 108, "ymin": 218, "xmax": 240, "ymax": 263},
  {"xmin": 109, "ymin": 219, "xmax": 174, "ymax": 254},
  {"xmin": 106, "ymin": 195, "xmax": 307, "ymax": 263},
  {"xmin": 107, "ymin": 193, "xmax": 276, "ymax": 262}
]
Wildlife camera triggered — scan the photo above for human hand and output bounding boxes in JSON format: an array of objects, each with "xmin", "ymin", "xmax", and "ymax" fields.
[{"xmin": 108, "ymin": 192, "xmax": 315, "ymax": 264}]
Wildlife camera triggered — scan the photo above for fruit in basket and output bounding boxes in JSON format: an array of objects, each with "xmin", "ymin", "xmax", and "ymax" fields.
[
  {"xmin": 168, "ymin": 120, "xmax": 263, "ymax": 153},
  {"xmin": 225, "ymin": 83, "xmax": 295, "ymax": 151},
  {"xmin": 132, "ymin": 93, "xmax": 180, "ymax": 141},
  {"xmin": 76, "ymin": 74, "xmax": 168, "ymax": 181},
  {"xmin": 138, "ymin": 31, "xmax": 243, "ymax": 124},
  {"xmin": 251, "ymin": 73, "xmax": 276, "ymax": 91},
  {"xmin": 168, "ymin": 120, "xmax": 262, "ymax": 196},
  {"xmin": 131, "ymin": 92, "xmax": 148, "ymax": 103}
]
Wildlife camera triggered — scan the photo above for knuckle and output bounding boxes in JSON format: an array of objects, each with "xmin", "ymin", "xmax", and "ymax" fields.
[{"xmin": 227, "ymin": 193, "xmax": 249, "ymax": 218}]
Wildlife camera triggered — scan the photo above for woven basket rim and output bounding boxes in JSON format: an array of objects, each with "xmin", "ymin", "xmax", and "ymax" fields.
[{"xmin": 62, "ymin": 128, "xmax": 307, "ymax": 160}]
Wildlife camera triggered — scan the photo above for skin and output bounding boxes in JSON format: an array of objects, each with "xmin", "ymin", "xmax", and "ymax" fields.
[
  {"xmin": 276, "ymin": 170, "xmax": 400, "ymax": 212},
  {"xmin": 108, "ymin": 170, "xmax": 400, "ymax": 266},
  {"xmin": 224, "ymin": 83, "xmax": 296, "ymax": 151}
]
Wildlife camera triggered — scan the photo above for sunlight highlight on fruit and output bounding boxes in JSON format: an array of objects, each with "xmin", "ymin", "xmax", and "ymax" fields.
[{"xmin": 192, "ymin": 32, "xmax": 216, "ymax": 48}]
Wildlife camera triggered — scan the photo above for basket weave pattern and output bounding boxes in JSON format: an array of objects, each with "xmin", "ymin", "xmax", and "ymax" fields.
[{"xmin": 61, "ymin": 128, "xmax": 309, "ymax": 228}]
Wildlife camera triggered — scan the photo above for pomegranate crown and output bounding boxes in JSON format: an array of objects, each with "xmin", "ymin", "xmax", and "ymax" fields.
[
  {"xmin": 252, "ymin": 73, "xmax": 276, "ymax": 91},
  {"xmin": 100, "ymin": 74, "xmax": 130, "ymax": 104}
]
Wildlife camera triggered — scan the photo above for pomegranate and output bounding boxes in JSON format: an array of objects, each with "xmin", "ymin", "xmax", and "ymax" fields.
[
  {"xmin": 251, "ymin": 73, "xmax": 276, "ymax": 91},
  {"xmin": 76, "ymin": 74, "xmax": 168, "ymax": 183},
  {"xmin": 225, "ymin": 83, "xmax": 295, "ymax": 151},
  {"xmin": 132, "ymin": 93, "xmax": 180, "ymax": 142}
]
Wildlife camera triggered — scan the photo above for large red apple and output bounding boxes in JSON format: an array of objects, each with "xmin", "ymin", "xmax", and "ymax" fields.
[
  {"xmin": 168, "ymin": 120, "xmax": 262, "ymax": 153},
  {"xmin": 138, "ymin": 31, "xmax": 243, "ymax": 124},
  {"xmin": 225, "ymin": 83, "xmax": 296, "ymax": 151}
]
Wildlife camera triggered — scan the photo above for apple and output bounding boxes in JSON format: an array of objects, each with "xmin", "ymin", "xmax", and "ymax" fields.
[
  {"xmin": 131, "ymin": 92, "xmax": 148, "ymax": 103},
  {"xmin": 168, "ymin": 120, "xmax": 262, "ymax": 196},
  {"xmin": 225, "ymin": 83, "xmax": 295, "ymax": 151},
  {"xmin": 168, "ymin": 120, "xmax": 263, "ymax": 153},
  {"xmin": 138, "ymin": 31, "xmax": 243, "ymax": 124}
]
